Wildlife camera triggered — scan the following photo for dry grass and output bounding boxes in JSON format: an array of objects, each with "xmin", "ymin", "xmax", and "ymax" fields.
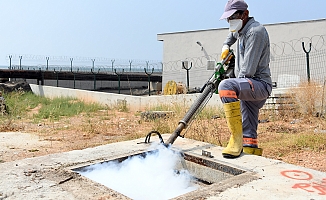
[
  {"xmin": 145, "ymin": 81, "xmax": 326, "ymax": 171},
  {"xmin": 289, "ymin": 81, "xmax": 325, "ymax": 117},
  {"xmin": 1, "ymin": 81, "xmax": 326, "ymax": 172}
]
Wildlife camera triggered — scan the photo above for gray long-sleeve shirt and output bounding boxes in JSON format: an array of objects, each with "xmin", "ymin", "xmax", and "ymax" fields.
[{"xmin": 224, "ymin": 17, "xmax": 272, "ymax": 85}]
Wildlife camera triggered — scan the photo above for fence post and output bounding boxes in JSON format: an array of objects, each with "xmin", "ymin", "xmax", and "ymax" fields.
[
  {"xmin": 91, "ymin": 68, "xmax": 99, "ymax": 91},
  {"xmin": 182, "ymin": 61, "xmax": 193, "ymax": 93},
  {"xmin": 114, "ymin": 69, "xmax": 124, "ymax": 94},
  {"xmin": 54, "ymin": 69, "xmax": 59, "ymax": 87},
  {"xmin": 302, "ymin": 42, "xmax": 312, "ymax": 83},
  {"xmin": 71, "ymin": 64, "xmax": 77, "ymax": 89},
  {"xmin": 129, "ymin": 60, "xmax": 133, "ymax": 72},
  {"xmin": 46, "ymin": 57, "xmax": 49, "ymax": 71},
  {"xmin": 70, "ymin": 58, "xmax": 73, "ymax": 72},
  {"xmin": 8, "ymin": 55, "xmax": 12, "ymax": 70},
  {"xmin": 91, "ymin": 59, "xmax": 95, "ymax": 71},
  {"xmin": 19, "ymin": 56, "xmax": 22, "ymax": 70},
  {"xmin": 111, "ymin": 59, "xmax": 115, "ymax": 72},
  {"xmin": 74, "ymin": 68, "xmax": 80, "ymax": 89},
  {"xmin": 144, "ymin": 68, "xmax": 154, "ymax": 96}
]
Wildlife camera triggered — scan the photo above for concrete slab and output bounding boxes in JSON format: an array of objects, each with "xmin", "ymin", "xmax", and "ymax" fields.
[{"xmin": 0, "ymin": 134, "xmax": 325, "ymax": 200}]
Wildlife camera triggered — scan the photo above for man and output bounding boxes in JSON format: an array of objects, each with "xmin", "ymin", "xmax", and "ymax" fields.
[{"xmin": 218, "ymin": 0, "xmax": 272, "ymax": 158}]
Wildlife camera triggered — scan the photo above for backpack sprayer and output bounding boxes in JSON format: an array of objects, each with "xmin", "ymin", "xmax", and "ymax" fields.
[{"xmin": 143, "ymin": 50, "xmax": 235, "ymax": 146}]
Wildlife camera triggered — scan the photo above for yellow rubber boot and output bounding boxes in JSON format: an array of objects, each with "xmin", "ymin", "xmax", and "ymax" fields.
[
  {"xmin": 243, "ymin": 147, "xmax": 263, "ymax": 156},
  {"xmin": 222, "ymin": 101, "xmax": 243, "ymax": 158}
]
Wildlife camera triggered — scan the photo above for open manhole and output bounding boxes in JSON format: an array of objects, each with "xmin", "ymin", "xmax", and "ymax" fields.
[{"xmin": 73, "ymin": 146, "xmax": 256, "ymax": 199}]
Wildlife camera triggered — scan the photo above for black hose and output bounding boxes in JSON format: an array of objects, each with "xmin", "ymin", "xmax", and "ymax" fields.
[{"xmin": 137, "ymin": 130, "xmax": 164, "ymax": 144}]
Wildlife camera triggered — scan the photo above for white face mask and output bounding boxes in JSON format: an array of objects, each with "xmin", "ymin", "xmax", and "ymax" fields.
[{"xmin": 229, "ymin": 19, "xmax": 243, "ymax": 32}]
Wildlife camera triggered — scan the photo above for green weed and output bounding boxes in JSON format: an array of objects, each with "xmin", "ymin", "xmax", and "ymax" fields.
[
  {"xmin": 4, "ymin": 91, "xmax": 44, "ymax": 117},
  {"xmin": 1, "ymin": 91, "xmax": 105, "ymax": 122},
  {"xmin": 294, "ymin": 133, "xmax": 326, "ymax": 151},
  {"xmin": 33, "ymin": 98, "xmax": 104, "ymax": 120}
]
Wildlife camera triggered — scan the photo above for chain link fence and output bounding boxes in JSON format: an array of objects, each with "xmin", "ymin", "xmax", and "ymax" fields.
[
  {"xmin": 270, "ymin": 35, "xmax": 326, "ymax": 87},
  {"xmin": 6, "ymin": 55, "xmax": 163, "ymax": 74},
  {"xmin": 160, "ymin": 34, "xmax": 326, "ymax": 89},
  {"xmin": 5, "ymin": 35, "xmax": 326, "ymax": 89}
]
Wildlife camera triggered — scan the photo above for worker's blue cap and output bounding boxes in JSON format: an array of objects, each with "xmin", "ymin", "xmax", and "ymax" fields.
[{"xmin": 220, "ymin": 0, "xmax": 248, "ymax": 20}]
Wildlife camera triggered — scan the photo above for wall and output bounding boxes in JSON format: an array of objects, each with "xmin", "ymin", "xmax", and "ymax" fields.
[
  {"xmin": 26, "ymin": 79, "xmax": 148, "ymax": 93},
  {"xmin": 30, "ymin": 84, "xmax": 224, "ymax": 112},
  {"xmin": 30, "ymin": 84, "xmax": 289, "ymax": 114}
]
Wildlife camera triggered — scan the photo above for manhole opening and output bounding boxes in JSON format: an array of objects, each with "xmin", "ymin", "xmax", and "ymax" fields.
[{"xmin": 73, "ymin": 148, "xmax": 246, "ymax": 199}]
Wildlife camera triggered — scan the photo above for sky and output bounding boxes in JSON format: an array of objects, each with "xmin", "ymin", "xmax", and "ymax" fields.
[{"xmin": 0, "ymin": 0, "xmax": 325, "ymax": 66}]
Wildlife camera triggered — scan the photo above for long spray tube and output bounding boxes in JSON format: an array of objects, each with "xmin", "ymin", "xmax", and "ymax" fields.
[{"xmin": 164, "ymin": 51, "xmax": 233, "ymax": 146}]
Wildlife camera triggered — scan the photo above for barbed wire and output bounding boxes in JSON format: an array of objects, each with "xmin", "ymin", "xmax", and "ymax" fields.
[
  {"xmin": 7, "ymin": 54, "xmax": 161, "ymax": 64},
  {"xmin": 162, "ymin": 34, "xmax": 326, "ymax": 71},
  {"xmin": 6, "ymin": 54, "xmax": 163, "ymax": 73},
  {"xmin": 9, "ymin": 63, "xmax": 164, "ymax": 73},
  {"xmin": 270, "ymin": 34, "xmax": 326, "ymax": 56},
  {"xmin": 162, "ymin": 53, "xmax": 221, "ymax": 71},
  {"xmin": 5, "ymin": 34, "xmax": 325, "ymax": 73}
]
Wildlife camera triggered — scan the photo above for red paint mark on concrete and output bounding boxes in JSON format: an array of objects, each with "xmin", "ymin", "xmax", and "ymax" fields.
[
  {"xmin": 281, "ymin": 170, "xmax": 313, "ymax": 180},
  {"xmin": 292, "ymin": 183, "xmax": 315, "ymax": 193},
  {"xmin": 311, "ymin": 182, "xmax": 326, "ymax": 195},
  {"xmin": 322, "ymin": 178, "xmax": 326, "ymax": 184},
  {"xmin": 281, "ymin": 170, "xmax": 326, "ymax": 196}
]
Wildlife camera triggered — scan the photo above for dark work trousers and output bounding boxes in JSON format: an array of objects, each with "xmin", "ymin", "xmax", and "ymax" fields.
[{"xmin": 218, "ymin": 78, "xmax": 272, "ymax": 147}]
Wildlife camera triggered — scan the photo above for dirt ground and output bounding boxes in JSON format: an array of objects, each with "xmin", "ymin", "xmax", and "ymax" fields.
[
  {"xmin": 0, "ymin": 110, "xmax": 154, "ymax": 162},
  {"xmin": 0, "ymin": 109, "xmax": 325, "ymax": 172}
]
